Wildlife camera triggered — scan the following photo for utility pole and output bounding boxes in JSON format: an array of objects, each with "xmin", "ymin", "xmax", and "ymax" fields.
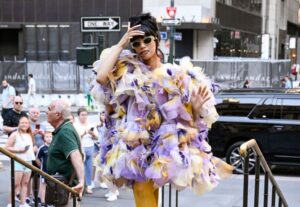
[{"xmin": 168, "ymin": 0, "xmax": 175, "ymax": 63}]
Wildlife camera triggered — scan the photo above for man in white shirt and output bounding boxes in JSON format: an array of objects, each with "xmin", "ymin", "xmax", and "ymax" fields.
[
  {"xmin": 1, "ymin": 79, "xmax": 16, "ymax": 119},
  {"xmin": 27, "ymin": 74, "xmax": 36, "ymax": 107}
]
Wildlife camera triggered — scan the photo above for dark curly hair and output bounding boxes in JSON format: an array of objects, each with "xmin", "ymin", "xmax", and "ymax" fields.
[{"xmin": 129, "ymin": 13, "xmax": 164, "ymax": 60}]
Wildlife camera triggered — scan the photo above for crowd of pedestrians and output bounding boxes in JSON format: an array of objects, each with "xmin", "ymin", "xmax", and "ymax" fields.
[{"xmin": 1, "ymin": 78, "xmax": 119, "ymax": 207}]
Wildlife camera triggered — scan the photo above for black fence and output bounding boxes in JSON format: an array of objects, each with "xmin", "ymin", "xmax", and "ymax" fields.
[
  {"xmin": 0, "ymin": 59, "xmax": 292, "ymax": 94},
  {"xmin": 191, "ymin": 59, "xmax": 291, "ymax": 89},
  {"xmin": 0, "ymin": 61, "xmax": 94, "ymax": 94}
]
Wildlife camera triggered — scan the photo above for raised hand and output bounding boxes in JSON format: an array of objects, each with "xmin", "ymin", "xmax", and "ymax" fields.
[
  {"xmin": 191, "ymin": 85, "xmax": 211, "ymax": 116},
  {"xmin": 117, "ymin": 22, "xmax": 145, "ymax": 49}
]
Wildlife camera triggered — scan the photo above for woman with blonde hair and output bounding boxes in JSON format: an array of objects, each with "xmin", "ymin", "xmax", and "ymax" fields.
[{"xmin": 5, "ymin": 116, "xmax": 35, "ymax": 207}]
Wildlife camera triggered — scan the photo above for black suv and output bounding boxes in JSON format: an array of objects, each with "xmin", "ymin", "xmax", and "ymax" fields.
[{"xmin": 208, "ymin": 88, "xmax": 300, "ymax": 173}]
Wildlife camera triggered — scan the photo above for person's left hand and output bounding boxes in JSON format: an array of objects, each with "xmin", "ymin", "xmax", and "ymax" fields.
[
  {"xmin": 72, "ymin": 182, "xmax": 84, "ymax": 200},
  {"xmin": 190, "ymin": 85, "xmax": 211, "ymax": 116}
]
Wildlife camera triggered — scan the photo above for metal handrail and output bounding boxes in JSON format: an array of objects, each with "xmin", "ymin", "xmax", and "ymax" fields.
[
  {"xmin": 240, "ymin": 139, "xmax": 289, "ymax": 207},
  {"xmin": 0, "ymin": 146, "xmax": 79, "ymax": 205}
]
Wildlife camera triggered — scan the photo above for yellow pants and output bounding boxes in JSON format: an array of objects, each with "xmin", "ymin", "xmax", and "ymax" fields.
[{"xmin": 133, "ymin": 180, "xmax": 158, "ymax": 207}]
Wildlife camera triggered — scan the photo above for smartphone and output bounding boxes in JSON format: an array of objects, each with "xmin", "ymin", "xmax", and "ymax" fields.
[
  {"xmin": 36, "ymin": 123, "xmax": 40, "ymax": 130},
  {"xmin": 24, "ymin": 145, "xmax": 30, "ymax": 150}
]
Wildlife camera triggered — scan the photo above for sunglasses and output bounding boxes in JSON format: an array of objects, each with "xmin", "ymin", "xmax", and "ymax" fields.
[
  {"xmin": 131, "ymin": 36, "xmax": 156, "ymax": 48},
  {"xmin": 15, "ymin": 102, "xmax": 23, "ymax": 105}
]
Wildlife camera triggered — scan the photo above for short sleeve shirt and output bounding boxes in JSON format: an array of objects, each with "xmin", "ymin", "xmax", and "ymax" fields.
[
  {"xmin": 37, "ymin": 145, "xmax": 49, "ymax": 173},
  {"xmin": 47, "ymin": 120, "xmax": 82, "ymax": 181},
  {"xmin": 3, "ymin": 109, "xmax": 28, "ymax": 136},
  {"xmin": 28, "ymin": 78, "xmax": 36, "ymax": 94},
  {"xmin": 2, "ymin": 85, "xmax": 16, "ymax": 109}
]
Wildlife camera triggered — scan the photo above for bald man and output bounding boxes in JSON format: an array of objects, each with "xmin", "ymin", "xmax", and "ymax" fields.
[
  {"xmin": 3, "ymin": 96, "xmax": 27, "ymax": 136},
  {"xmin": 46, "ymin": 99, "xmax": 84, "ymax": 206},
  {"xmin": 29, "ymin": 107, "xmax": 45, "ymax": 148}
]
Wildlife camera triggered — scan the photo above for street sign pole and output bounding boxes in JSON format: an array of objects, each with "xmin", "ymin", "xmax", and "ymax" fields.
[{"xmin": 168, "ymin": 0, "xmax": 175, "ymax": 64}]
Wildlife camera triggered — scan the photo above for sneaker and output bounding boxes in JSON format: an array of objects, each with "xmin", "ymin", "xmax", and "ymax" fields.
[
  {"xmin": 105, "ymin": 190, "xmax": 119, "ymax": 197},
  {"xmin": 25, "ymin": 197, "xmax": 31, "ymax": 204},
  {"xmin": 6, "ymin": 204, "xmax": 11, "ymax": 207},
  {"xmin": 99, "ymin": 182, "xmax": 108, "ymax": 189},
  {"xmin": 19, "ymin": 203, "xmax": 31, "ymax": 207},
  {"xmin": 105, "ymin": 191, "xmax": 113, "ymax": 198},
  {"xmin": 106, "ymin": 194, "xmax": 118, "ymax": 202},
  {"xmin": 15, "ymin": 194, "xmax": 20, "ymax": 203},
  {"xmin": 86, "ymin": 186, "xmax": 93, "ymax": 194},
  {"xmin": 90, "ymin": 182, "xmax": 95, "ymax": 189},
  {"xmin": 33, "ymin": 197, "xmax": 41, "ymax": 204}
]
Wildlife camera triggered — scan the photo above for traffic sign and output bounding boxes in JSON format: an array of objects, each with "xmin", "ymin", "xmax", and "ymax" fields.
[
  {"xmin": 81, "ymin": 17, "xmax": 120, "ymax": 32},
  {"xmin": 166, "ymin": 7, "xmax": 177, "ymax": 18},
  {"xmin": 160, "ymin": 32, "xmax": 168, "ymax": 40},
  {"xmin": 174, "ymin": 32, "xmax": 182, "ymax": 41},
  {"xmin": 161, "ymin": 18, "xmax": 181, "ymax": 26}
]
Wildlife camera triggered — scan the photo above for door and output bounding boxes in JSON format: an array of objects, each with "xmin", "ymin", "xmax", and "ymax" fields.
[{"xmin": 268, "ymin": 97, "xmax": 300, "ymax": 164}]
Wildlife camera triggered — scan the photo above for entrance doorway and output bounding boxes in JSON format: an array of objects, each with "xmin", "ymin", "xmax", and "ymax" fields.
[{"xmin": 0, "ymin": 29, "xmax": 20, "ymax": 60}]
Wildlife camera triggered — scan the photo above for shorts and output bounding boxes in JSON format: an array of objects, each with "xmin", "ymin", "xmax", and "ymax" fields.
[
  {"xmin": 40, "ymin": 176, "xmax": 46, "ymax": 184},
  {"xmin": 14, "ymin": 161, "xmax": 32, "ymax": 173}
]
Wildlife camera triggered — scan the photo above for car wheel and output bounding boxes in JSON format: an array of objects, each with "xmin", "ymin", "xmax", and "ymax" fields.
[{"xmin": 226, "ymin": 141, "xmax": 256, "ymax": 174}]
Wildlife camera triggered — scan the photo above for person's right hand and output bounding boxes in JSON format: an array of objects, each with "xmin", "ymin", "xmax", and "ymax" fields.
[
  {"xmin": 33, "ymin": 129, "xmax": 39, "ymax": 135},
  {"xmin": 72, "ymin": 181, "xmax": 84, "ymax": 200},
  {"xmin": 117, "ymin": 22, "xmax": 145, "ymax": 49}
]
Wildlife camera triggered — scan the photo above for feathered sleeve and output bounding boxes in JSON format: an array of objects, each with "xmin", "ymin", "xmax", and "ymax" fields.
[
  {"xmin": 152, "ymin": 58, "xmax": 219, "ymax": 128},
  {"xmin": 92, "ymin": 47, "xmax": 150, "ymax": 117},
  {"xmin": 179, "ymin": 57, "xmax": 219, "ymax": 128}
]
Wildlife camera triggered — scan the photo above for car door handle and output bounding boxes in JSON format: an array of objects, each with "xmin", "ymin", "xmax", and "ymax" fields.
[{"xmin": 273, "ymin": 125, "xmax": 284, "ymax": 130}]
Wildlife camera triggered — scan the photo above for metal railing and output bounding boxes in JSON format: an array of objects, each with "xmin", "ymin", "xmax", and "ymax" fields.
[
  {"xmin": 240, "ymin": 139, "xmax": 288, "ymax": 207},
  {"xmin": 161, "ymin": 185, "xmax": 179, "ymax": 207},
  {"xmin": 0, "ymin": 147, "xmax": 80, "ymax": 207}
]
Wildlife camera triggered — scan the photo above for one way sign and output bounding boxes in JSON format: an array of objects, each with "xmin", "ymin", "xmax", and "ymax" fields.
[{"xmin": 81, "ymin": 17, "xmax": 121, "ymax": 32}]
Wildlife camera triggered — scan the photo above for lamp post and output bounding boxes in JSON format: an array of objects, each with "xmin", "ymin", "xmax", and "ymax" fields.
[{"xmin": 168, "ymin": 0, "xmax": 175, "ymax": 63}]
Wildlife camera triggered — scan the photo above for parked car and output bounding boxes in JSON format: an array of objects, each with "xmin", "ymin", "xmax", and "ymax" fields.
[{"xmin": 209, "ymin": 88, "xmax": 300, "ymax": 173}]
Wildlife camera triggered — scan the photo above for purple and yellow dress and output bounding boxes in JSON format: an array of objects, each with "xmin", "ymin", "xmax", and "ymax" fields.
[{"xmin": 92, "ymin": 48, "xmax": 233, "ymax": 195}]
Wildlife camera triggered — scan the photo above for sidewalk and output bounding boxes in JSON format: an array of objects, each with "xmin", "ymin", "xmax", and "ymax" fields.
[{"xmin": 1, "ymin": 159, "xmax": 300, "ymax": 207}]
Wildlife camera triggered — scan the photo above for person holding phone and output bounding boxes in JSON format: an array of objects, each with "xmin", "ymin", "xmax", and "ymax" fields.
[
  {"xmin": 28, "ymin": 107, "xmax": 45, "ymax": 149},
  {"xmin": 5, "ymin": 116, "xmax": 35, "ymax": 207},
  {"xmin": 73, "ymin": 107, "xmax": 97, "ymax": 194}
]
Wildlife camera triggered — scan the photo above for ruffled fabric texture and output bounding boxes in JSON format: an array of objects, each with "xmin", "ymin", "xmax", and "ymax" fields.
[{"xmin": 92, "ymin": 49, "xmax": 233, "ymax": 195}]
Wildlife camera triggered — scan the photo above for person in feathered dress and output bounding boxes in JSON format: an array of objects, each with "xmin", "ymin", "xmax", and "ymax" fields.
[{"xmin": 92, "ymin": 13, "xmax": 234, "ymax": 207}]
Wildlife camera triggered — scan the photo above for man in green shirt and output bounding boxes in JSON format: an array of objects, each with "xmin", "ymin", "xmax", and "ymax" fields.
[{"xmin": 46, "ymin": 99, "xmax": 84, "ymax": 206}]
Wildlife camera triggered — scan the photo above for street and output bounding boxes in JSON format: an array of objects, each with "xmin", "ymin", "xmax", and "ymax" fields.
[{"xmin": 0, "ymin": 161, "xmax": 300, "ymax": 206}]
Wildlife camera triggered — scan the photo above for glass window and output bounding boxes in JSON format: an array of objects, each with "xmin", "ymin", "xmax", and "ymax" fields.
[
  {"xmin": 214, "ymin": 29, "xmax": 261, "ymax": 58},
  {"xmin": 217, "ymin": 0, "xmax": 262, "ymax": 14},
  {"xmin": 216, "ymin": 97, "xmax": 261, "ymax": 116},
  {"xmin": 274, "ymin": 98, "xmax": 300, "ymax": 120},
  {"xmin": 249, "ymin": 98, "xmax": 274, "ymax": 119}
]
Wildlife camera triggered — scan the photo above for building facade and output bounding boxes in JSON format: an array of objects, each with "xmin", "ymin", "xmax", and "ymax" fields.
[
  {"xmin": 1, "ymin": 0, "xmax": 300, "ymax": 62},
  {"xmin": 215, "ymin": 0, "xmax": 300, "ymax": 62},
  {"xmin": 144, "ymin": 0, "xmax": 218, "ymax": 61},
  {"xmin": 0, "ymin": 0, "xmax": 142, "ymax": 61}
]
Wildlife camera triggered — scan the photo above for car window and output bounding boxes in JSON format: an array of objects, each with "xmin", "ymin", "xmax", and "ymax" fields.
[
  {"xmin": 274, "ymin": 98, "xmax": 300, "ymax": 120},
  {"xmin": 216, "ymin": 97, "xmax": 261, "ymax": 116},
  {"xmin": 249, "ymin": 98, "xmax": 274, "ymax": 119}
]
